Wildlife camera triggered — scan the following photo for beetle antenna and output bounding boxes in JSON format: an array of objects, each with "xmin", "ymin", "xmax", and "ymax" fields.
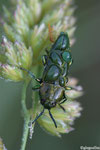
[
  {"xmin": 32, "ymin": 108, "xmax": 45, "ymax": 124},
  {"xmin": 48, "ymin": 109, "xmax": 57, "ymax": 128},
  {"xmin": 20, "ymin": 67, "xmax": 42, "ymax": 83}
]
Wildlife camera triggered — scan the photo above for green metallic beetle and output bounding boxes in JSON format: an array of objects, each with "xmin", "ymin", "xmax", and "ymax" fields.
[{"xmin": 20, "ymin": 32, "xmax": 73, "ymax": 128}]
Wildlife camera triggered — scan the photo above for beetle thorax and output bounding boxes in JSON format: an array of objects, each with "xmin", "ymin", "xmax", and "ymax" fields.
[{"xmin": 39, "ymin": 82, "xmax": 64, "ymax": 109}]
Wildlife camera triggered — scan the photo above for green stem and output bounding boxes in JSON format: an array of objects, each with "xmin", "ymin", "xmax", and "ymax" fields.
[
  {"xmin": 20, "ymin": 80, "xmax": 30, "ymax": 150},
  {"xmin": 20, "ymin": 115, "xmax": 30, "ymax": 150},
  {"xmin": 31, "ymin": 65, "xmax": 42, "ymax": 117},
  {"xmin": 21, "ymin": 80, "xmax": 29, "ymax": 116}
]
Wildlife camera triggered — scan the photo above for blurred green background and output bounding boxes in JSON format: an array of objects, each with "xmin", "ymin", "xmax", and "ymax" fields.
[{"xmin": 0, "ymin": 0, "xmax": 100, "ymax": 150}]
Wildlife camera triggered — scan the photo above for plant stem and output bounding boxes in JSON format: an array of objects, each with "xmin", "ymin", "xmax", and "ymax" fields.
[
  {"xmin": 20, "ymin": 80, "xmax": 30, "ymax": 150},
  {"xmin": 31, "ymin": 65, "xmax": 42, "ymax": 118},
  {"xmin": 20, "ymin": 115, "xmax": 30, "ymax": 150},
  {"xmin": 21, "ymin": 80, "xmax": 29, "ymax": 116}
]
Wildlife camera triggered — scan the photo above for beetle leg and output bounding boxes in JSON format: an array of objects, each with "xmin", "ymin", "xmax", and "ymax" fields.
[
  {"xmin": 32, "ymin": 108, "xmax": 45, "ymax": 124},
  {"xmin": 32, "ymin": 87, "xmax": 39, "ymax": 91},
  {"xmin": 59, "ymin": 98, "xmax": 67, "ymax": 104},
  {"xmin": 65, "ymin": 86, "xmax": 82, "ymax": 91},
  {"xmin": 58, "ymin": 104, "xmax": 66, "ymax": 112},
  {"xmin": 48, "ymin": 109, "xmax": 57, "ymax": 128},
  {"xmin": 20, "ymin": 67, "xmax": 42, "ymax": 83},
  {"xmin": 59, "ymin": 98, "xmax": 67, "ymax": 112},
  {"xmin": 32, "ymin": 85, "xmax": 40, "ymax": 91},
  {"xmin": 42, "ymin": 55, "xmax": 48, "ymax": 66},
  {"xmin": 65, "ymin": 86, "xmax": 72, "ymax": 90},
  {"xmin": 45, "ymin": 49, "xmax": 49, "ymax": 54}
]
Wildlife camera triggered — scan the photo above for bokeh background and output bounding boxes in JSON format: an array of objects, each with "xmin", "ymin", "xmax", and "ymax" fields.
[{"xmin": 0, "ymin": 0, "xmax": 100, "ymax": 150}]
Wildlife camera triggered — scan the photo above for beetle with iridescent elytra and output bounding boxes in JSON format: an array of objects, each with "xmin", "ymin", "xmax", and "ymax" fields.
[{"xmin": 20, "ymin": 32, "xmax": 73, "ymax": 128}]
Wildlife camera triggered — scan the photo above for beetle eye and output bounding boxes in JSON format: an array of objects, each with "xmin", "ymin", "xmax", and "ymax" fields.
[
  {"xmin": 41, "ymin": 99, "xmax": 46, "ymax": 105},
  {"xmin": 51, "ymin": 102, "xmax": 56, "ymax": 106}
]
